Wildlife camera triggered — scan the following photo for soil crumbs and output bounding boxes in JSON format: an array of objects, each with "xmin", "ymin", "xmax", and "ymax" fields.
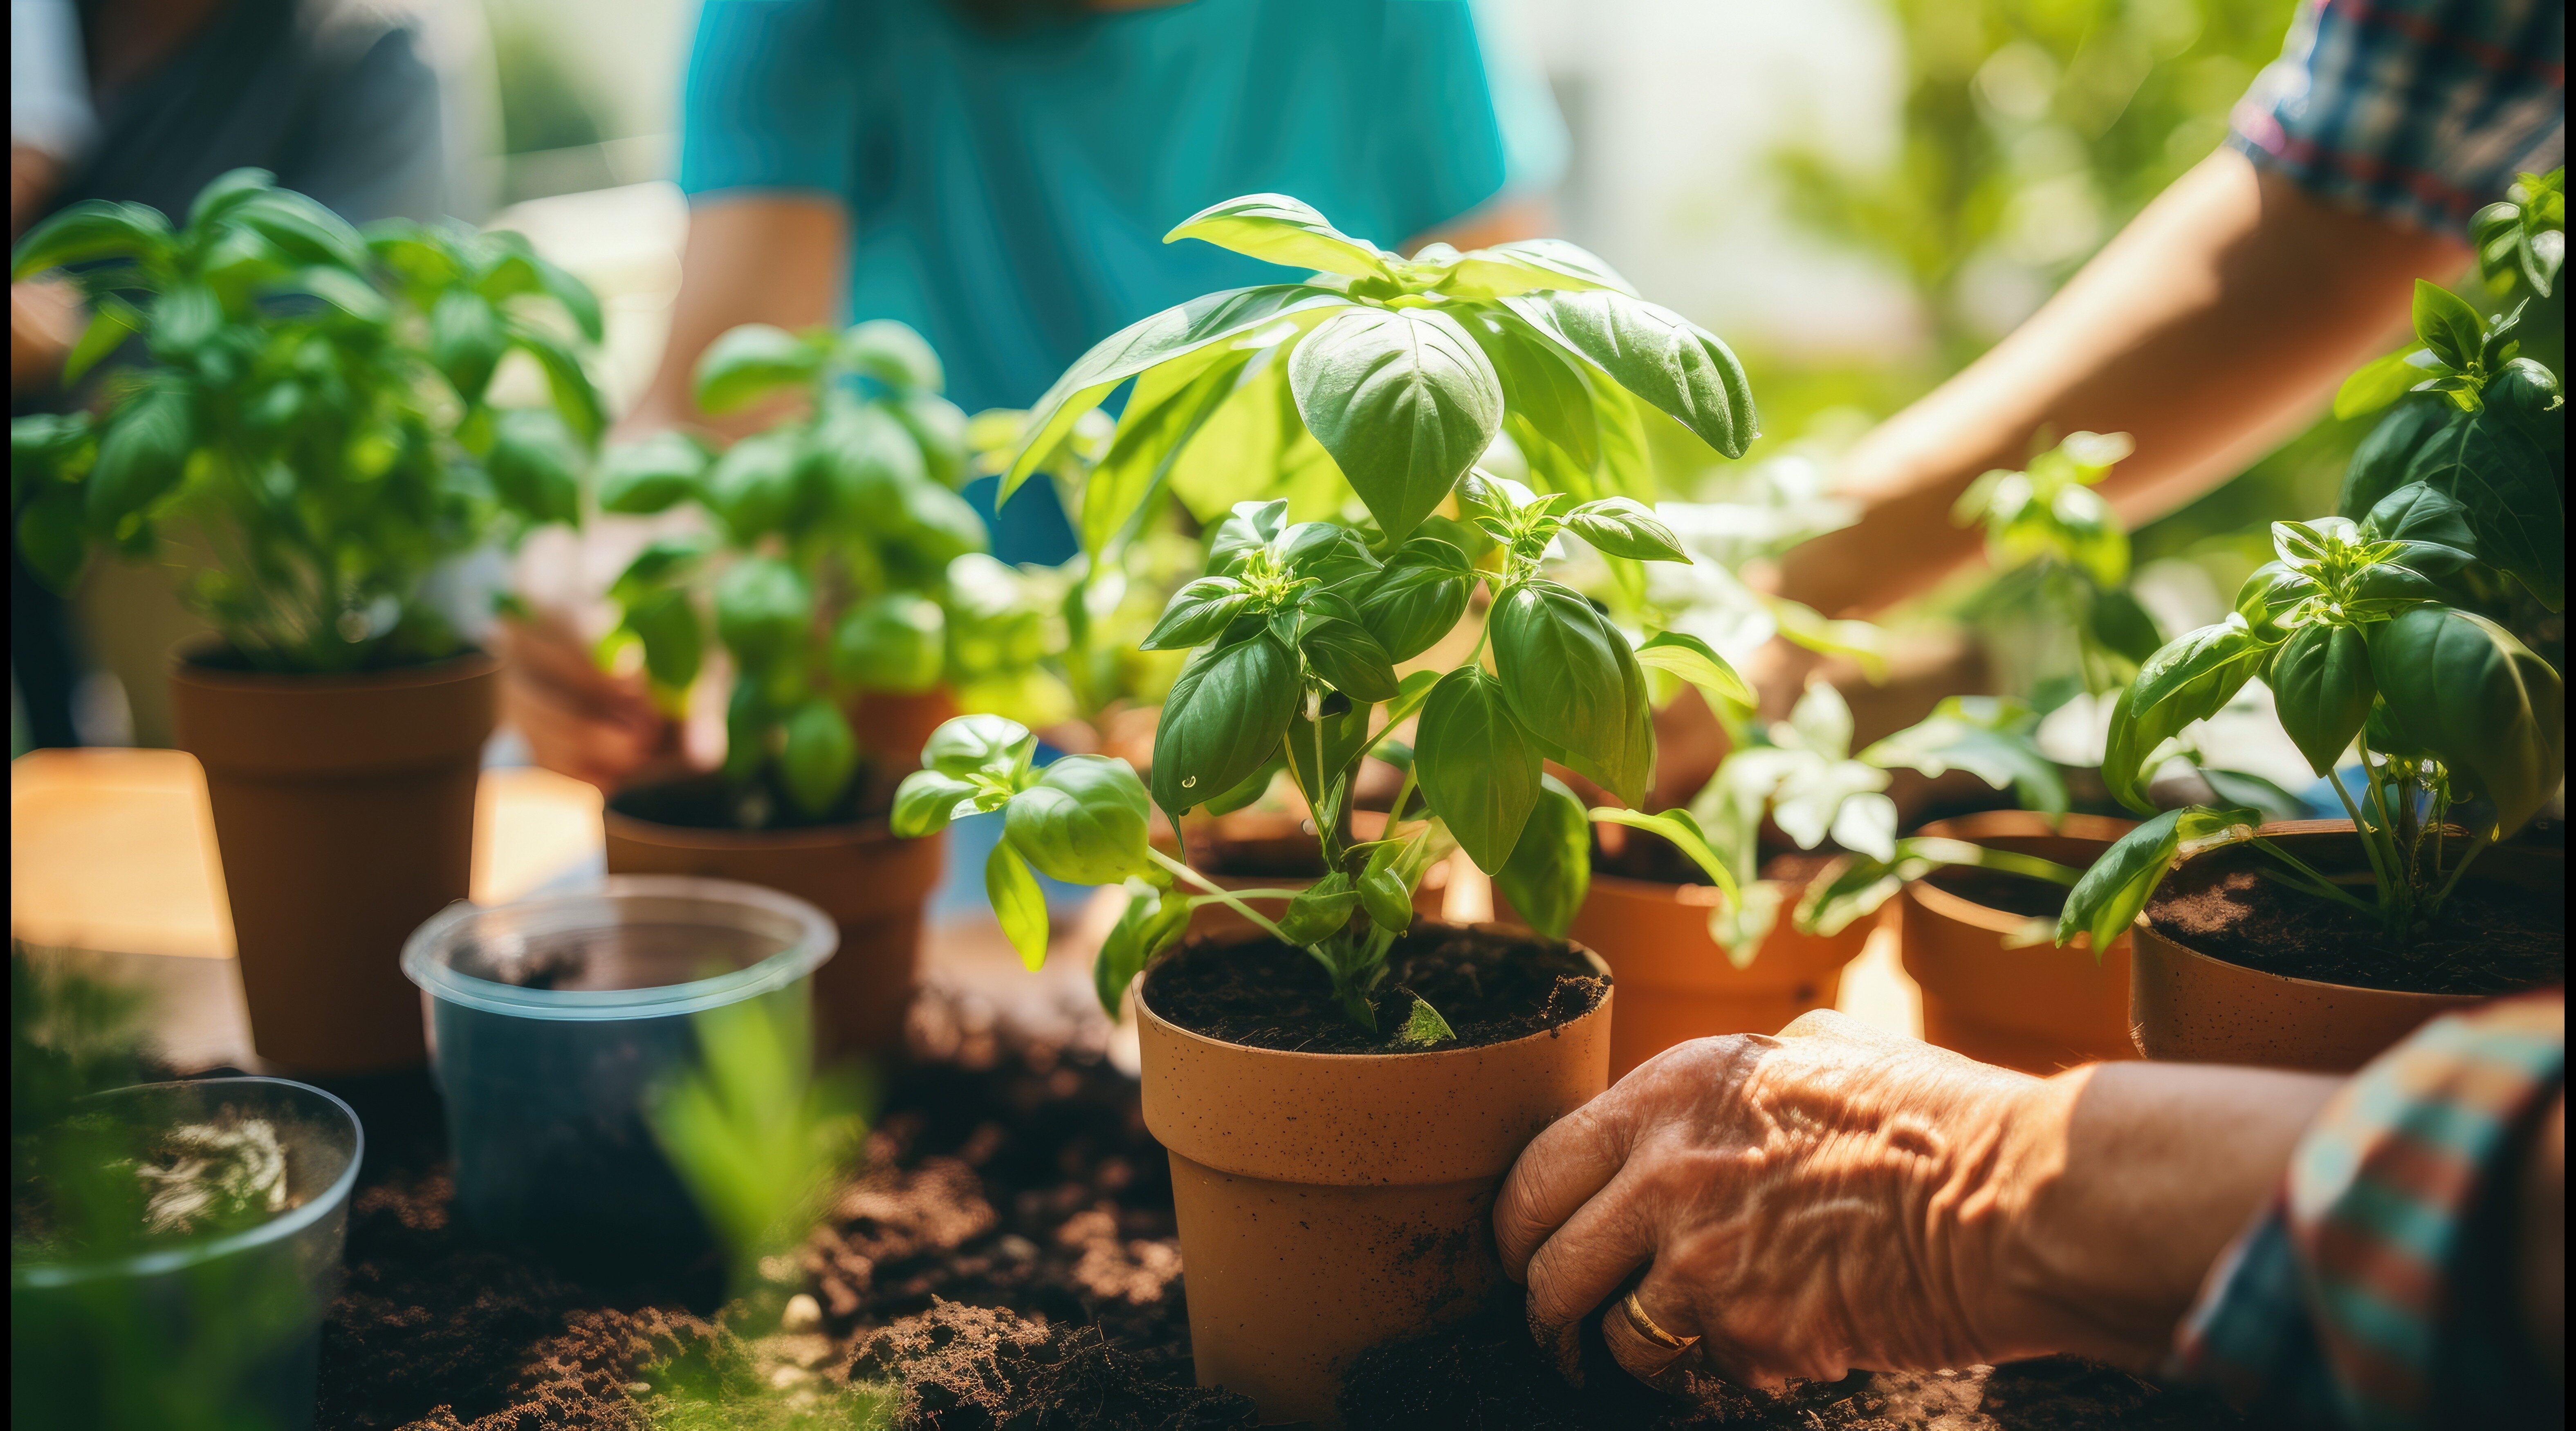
[
  {"xmin": 314, "ymin": 1004, "xmax": 2237, "ymax": 1430},
  {"xmin": 1142, "ymin": 926, "xmax": 1606, "ymax": 1054},
  {"xmin": 2149, "ymin": 843, "xmax": 2565, "ymax": 995}
]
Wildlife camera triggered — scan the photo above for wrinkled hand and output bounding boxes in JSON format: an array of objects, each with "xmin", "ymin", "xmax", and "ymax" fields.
[
  {"xmin": 497, "ymin": 610, "xmax": 684, "ymax": 792},
  {"xmin": 1495, "ymin": 1010, "xmax": 2053, "ymax": 1388}
]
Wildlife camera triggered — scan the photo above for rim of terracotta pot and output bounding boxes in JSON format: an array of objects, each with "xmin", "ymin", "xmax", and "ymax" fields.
[
  {"xmin": 10, "ymin": 1076, "xmax": 364, "ymax": 1289},
  {"xmin": 166, "ymin": 637, "xmax": 499, "ymax": 690},
  {"xmin": 2133, "ymin": 818, "xmax": 2559, "ymax": 998},
  {"xmin": 603, "ymin": 776, "xmax": 903, "ymax": 851},
  {"xmin": 1134, "ymin": 924, "xmax": 1612, "ymax": 1065},
  {"xmin": 1906, "ymin": 810, "xmax": 2138, "ymax": 941}
]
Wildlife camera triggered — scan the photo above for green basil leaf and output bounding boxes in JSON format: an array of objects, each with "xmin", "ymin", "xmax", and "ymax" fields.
[
  {"xmin": 2087, "ymin": 585, "xmax": 2165, "ymax": 667},
  {"xmin": 891, "ymin": 476, "xmax": 989, "ymax": 570},
  {"xmin": 1494, "ymin": 775, "xmax": 1589, "ymax": 939},
  {"xmin": 1589, "ymin": 806, "xmax": 1741, "ymax": 905},
  {"xmin": 1151, "ymin": 634, "xmax": 1299, "ymax": 817},
  {"xmin": 60, "ymin": 295, "xmax": 143, "ymax": 388},
  {"xmin": 891, "ymin": 771, "xmax": 980, "ymax": 839},
  {"xmin": 924, "ymin": 713, "xmax": 1036, "ymax": 781},
  {"xmin": 13, "ymin": 200, "xmax": 174, "ymax": 278},
  {"xmin": 85, "ymin": 385, "xmax": 193, "ymax": 530},
  {"xmin": 723, "ymin": 682, "xmax": 772, "ymax": 788},
  {"xmin": 2411, "ymin": 280, "xmax": 2484, "ymax": 370},
  {"xmin": 1634, "ymin": 630, "xmax": 1757, "ymax": 717},
  {"xmin": 2056, "ymin": 805, "xmax": 2259, "ymax": 953},
  {"xmin": 1461, "ymin": 312, "xmax": 1602, "ymax": 470},
  {"xmin": 806, "ymin": 404, "xmax": 924, "ymax": 525},
  {"xmin": 2270, "ymin": 622, "xmax": 2375, "ymax": 775},
  {"xmin": 831, "ymin": 592, "xmax": 945, "ymax": 694},
  {"xmin": 2334, "ymin": 345, "xmax": 2430, "ymax": 420},
  {"xmin": 1297, "ymin": 594, "xmax": 1400, "ymax": 703},
  {"xmin": 1271, "ymin": 520, "xmax": 1383, "ymax": 591},
  {"xmin": 620, "ymin": 586, "xmax": 704, "ymax": 693},
  {"xmin": 986, "ymin": 841, "xmax": 1050, "ymax": 971},
  {"xmin": 2486, "ymin": 356, "xmax": 2563, "ymax": 454},
  {"xmin": 1416, "ymin": 667, "xmax": 1542, "ymax": 873},
  {"xmin": 1353, "ymin": 537, "xmax": 1474, "ymax": 662},
  {"xmin": 597, "ymin": 432, "xmax": 709, "ymax": 515},
  {"xmin": 228, "ymin": 188, "xmax": 367, "ymax": 269},
  {"xmin": 1139, "ymin": 576, "xmax": 1249, "ymax": 652},
  {"xmin": 1004, "ymin": 754, "xmax": 1154, "ymax": 884},
  {"xmin": 712, "ymin": 556, "xmax": 812, "ymax": 670},
  {"xmin": 2400, "ymin": 408, "xmax": 2564, "ymax": 608},
  {"xmin": 781, "ymin": 699, "xmax": 859, "ymax": 818},
  {"xmin": 1003, "ymin": 285, "xmax": 1351, "ymax": 501},
  {"xmin": 706, "ymin": 430, "xmax": 804, "ymax": 541},
  {"xmin": 1163, "ymin": 193, "xmax": 1394, "ymax": 278},
  {"xmin": 893, "ymin": 392, "xmax": 971, "ymax": 488},
  {"xmin": 1564, "ymin": 496, "xmax": 1687, "ymax": 561},
  {"xmin": 693, "ymin": 323, "xmax": 824, "ymax": 416},
  {"xmin": 1288, "ymin": 306, "xmax": 1502, "ymax": 545},
  {"xmin": 1490, "ymin": 579, "xmax": 1650, "ymax": 805},
  {"xmin": 1394, "ymin": 994, "xmax": 1456, "ymax": 1048},
  {"xmin": 1436, "ymin": 238, "xmax": 1637, "ymax": 300},
  {"xmin": 505, "ymin": 320, "xmax": 608, "ymax": 444},
  {"xmin": 610, "ymin": 534, "xmax": 716, "ymax": 602},
  {"xmin": 2103, "ymin": 615, "xmax": 2271, "ymax": 815},
  {"xmin": 1502, "ymin": 290, "xmax": 1756, "ymax": 459},
  {"xmin": 1358, "ymin": 864, "xmax": 1415, "ymax": 934},
  {"xmin": 2366, "ymin": 607, "xmax": 2565, "ymax": 837},
  {"xmin": 485, "ymin": 408, "xmax": 586, "ymax": 527},
  {"xmin": 1095, "ymin": 884, "xmax": 1190, "ymax": 1014},
  {"xmin": 429, "ymin": 289, "xmax": 507, "ymax": 404},
  {"xmin": 1205, "ymin": 498, "xmax": 1290, "ymax": 576},
  {"xmin": 837, "ymin": 319, "xmax": 944, "ymax": 392},
  {"xmin": 1083, "ymin": 348, "xmax": 1254, "ymax": 559},
  {"xmin": 2336, "ymin": 396, "xmax": 2452, "ymax": 520},
  {"xmin": 15, "ymin": 484, "xmax": 89, "ymax": 591},
  {"xmin": 1271, "ymin": 871, "xmax": 1359, "ymax": 945},
  {"xmin": 2356, "ymin": 480, "xmax": 2477, "ymax": 553}
]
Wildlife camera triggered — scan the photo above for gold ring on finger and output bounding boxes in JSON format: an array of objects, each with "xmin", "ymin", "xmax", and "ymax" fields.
[{"xmin": 1620, "ymin": 1291, "xmax": 1699, "ymax": 1352}]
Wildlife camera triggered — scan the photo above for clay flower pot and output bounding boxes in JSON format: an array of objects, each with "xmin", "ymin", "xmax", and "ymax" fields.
[
  {"xmin": 1135, "ymin": 926, "xmax": 1611, "ymax": 1427},
  {"xmin": 167, "ymin": 645, "xmax": 498, "ymax": 1072},
  {"xmin": 2132, "ymin": 821, "xmax": 2561, "ymax": 1072},
  {"xmin": 1178, "ymin": 809, "xmax": 1448, "ymax": 940},
  {"xmin": 604, "ymin": 775, "xmax": 941, "ymax": 1057},
  {"xmin": 1562, "ymin": 868, "xmax": 1864, "ymax": 1080},
  {"xmin": 1898, "ymin": 811, "xmax": 2140, "ymax": 1074}
]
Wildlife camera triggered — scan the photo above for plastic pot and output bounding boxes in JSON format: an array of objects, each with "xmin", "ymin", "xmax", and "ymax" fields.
[
  {"xmin": 1898, "ymin": 812, "xmax": 2140, "ymax": 1074},
  {"xmin": 1558, "ymin": 870, "xmax": 1864, "ymax": 1081},
  {"xmin": 2131, "ymin": 821, "xmax": 2559, "ymax": 1072},
  {"xmin": 1178, "ymin": 810, "xmax": 1447, "ymax": 940},
  {"xmin": 603, "ymin": 775, "xmax": 940, "ymax": 1056},
  {"xmin": 168, "ymin": 644, "xmax": 498, "ymax": 1072},
  {"xmin": 11, "ymin": 1077, "xmax": 364, "ymax": 1431},
  {"xmin": 1136, "ymin": 925, "xmax": 1611, "ymax": 1427},
  {"xmin": 402, "ymin": 876, "xmax": 835, "ymax": 1253}
]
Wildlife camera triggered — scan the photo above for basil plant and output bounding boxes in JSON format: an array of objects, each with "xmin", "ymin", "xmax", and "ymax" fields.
[
  {"xmin": 897, "ymin": 193, "xmax": 1769, "ymax": 1035},
  {"xmin": 1954, "ymin": 430, "xmax": 2165, "ymax": 704},
  {"xmin": 10, "ymin": 169, "xmax": 605, "ymax": 672},
  {"xmin": 593, "ymin": 319, "xmax": 999, "ymax": 826}
]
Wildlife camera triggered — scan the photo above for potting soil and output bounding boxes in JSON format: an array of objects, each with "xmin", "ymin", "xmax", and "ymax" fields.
[
  {"xmin": 2150, "ymin": 845, "xmax": 2566, "ymax": 995},
  {"xmin": 307, "ymin": 992, "xmax": 2242, "ymax": 1429},
  {"xmin": 1142, "ymin": 925, "xmax": 1607, "ymax": 1054}
]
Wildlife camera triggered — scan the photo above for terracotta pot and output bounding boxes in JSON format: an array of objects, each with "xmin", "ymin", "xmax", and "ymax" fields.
[
  {"xmin": 2131, "ymin": 821, "xmax": 2559, "ymax": 1072},
  {"xmin": 1557, "ymin": 870, "xmax": 1864, "ymax": 1081},
  {"xmin": 1178, "ymin": 810, "xmax": 1447, "ymax": 940},
  {"xmin": 849, "ymin": 689, "xmax": 956, "ymax": 772},
  {"xmin": 1898, "ymin": 812, "xmax": 2140, "ymax": 1074},
  {"xmin": 167, "ymin": 646, "xmax": 498, "ymax": 1072},
  {"xmin": 603, "ymin": 776, "xmax": 942, "ymax": 1057},
  {"xmin": 1136, "ymin": 926, "xmax": 1611, "ymax": 1427}
]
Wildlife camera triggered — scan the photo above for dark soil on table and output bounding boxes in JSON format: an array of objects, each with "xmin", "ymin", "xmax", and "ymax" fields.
[
  {"xmin": 1141, "ymin": 926, "xmax": 1607, "ymax": 1054},
  {"xmin": 307, "ymin": 1005, "xmax": 2242, "ymax": 1429},
  {"xmin": 1921, "ymin": 866, "xmax": 2071, "ymax": 920},
  {"xmin": 2147, "ymin": 843, "xmax": 2565, "ymax": 995},
  {"xmin": 606, "ymin": 769, "xmax": 888, "ymax": 834}
]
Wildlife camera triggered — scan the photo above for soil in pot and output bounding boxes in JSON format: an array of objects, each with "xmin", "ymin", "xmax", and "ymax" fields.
[
  {"xmin": 2148, "ymin": 841, "xmax": 2565, "ymax": 996},
  {"xmin": 1565, "ymin": 826, "xmax": 1866, "ymax": 1078},
  {"xmin": 603, "ymin": 771, "xmax": 940, "ymax": 1056},
  {"xmin": 1899, "ymin": 812, "xmax": 2138, "ymax": 1074},
  {"xmin": 1147, "ymin": 925, "xmax": 1604, "ymax": 1054}
]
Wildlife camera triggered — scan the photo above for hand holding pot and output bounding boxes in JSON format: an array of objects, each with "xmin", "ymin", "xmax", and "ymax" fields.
[{"xmin": 1494, "ymin": 1010, "xmax": 2340, "ymax": 1388}]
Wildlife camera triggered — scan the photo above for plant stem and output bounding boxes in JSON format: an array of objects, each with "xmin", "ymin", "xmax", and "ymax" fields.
[
  {"xmin": 1147, "ymin": 848, "xmax": 1296, "ymax": 945},
  {"xmin": 2322, "ymin": 768, "xmax": 2398, "ymax": 908},
  {"xmin": 2429, "ymin": 830, "xmax": 2492, "ymax": 910},
  {"xmin": 2248, "ymin": 837, "xmax": 2378, "ymax": 912}
]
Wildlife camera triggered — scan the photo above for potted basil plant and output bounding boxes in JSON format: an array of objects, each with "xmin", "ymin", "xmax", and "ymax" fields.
[
  {"xmin": 889, "ymin": 192, "xmax": 1773, "ymax": 1424},
  {"xmin": 589, "ymin": 318, "xmax": 996, "ymax": 1054},
  {"xmin": 2059, "ymin": 275, "xmax": 2563, "ymax": 1072},
  {"xmin": 9, "ymin": 170, "xmax": 604, "ymax": 1072}
]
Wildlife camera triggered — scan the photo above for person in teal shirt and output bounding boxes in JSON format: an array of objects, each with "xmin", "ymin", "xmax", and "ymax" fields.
[{"xmin": 514, "ymin": 0, "xmax": 1565, "ymax": 785}]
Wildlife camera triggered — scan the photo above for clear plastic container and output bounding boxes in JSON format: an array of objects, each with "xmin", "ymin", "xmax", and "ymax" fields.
[
  {"xmin": 10, "ymin": 1076, "xmax": 364, "ymax": 1431},
  {"xmin": 401, "ymin": 876, "xmax": 836, "ymax": 1254}
]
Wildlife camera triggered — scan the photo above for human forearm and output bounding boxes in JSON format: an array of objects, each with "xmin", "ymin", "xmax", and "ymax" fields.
[
  {"xmin": 622, "ymin": 194, "xmax": 848, "ymax": 438},
  {"xmin": 1775, "ymin": 150, "xmax": 2470, "ymax": 617},
  {"xmin": 1982, "ymin": 1060, "xmax": 2340, "ymax": 1369}
]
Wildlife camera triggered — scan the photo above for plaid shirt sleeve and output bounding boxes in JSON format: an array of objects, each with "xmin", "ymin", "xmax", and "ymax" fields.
[
  {"xmin": 2231, "ymin": 0, "xmax": 2567, "ymax": 234},
  {"xmin": 2173, "ymin": 990, "xmax": 2565, "ymax": 1430}
]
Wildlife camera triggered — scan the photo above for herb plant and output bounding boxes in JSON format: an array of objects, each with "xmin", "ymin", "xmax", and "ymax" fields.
[
  {"xmin": 1954, "ymin": 430, "xmax": 2164, "ymax": 705},
  {"xmin": 593, "ymin": 318, "xmax": 1004, "ymax": 826},
  {"xmin": 895, "ymin": 193, "xmax": 1774, "ymax": 1036},
  {"xmin": 10, "ymin": 169, "xmax": 606, "ymax": 673}
]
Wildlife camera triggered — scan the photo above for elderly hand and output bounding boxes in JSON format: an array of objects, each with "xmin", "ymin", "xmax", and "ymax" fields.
[{"xmin": 1494, "ymin": 1011, "xmax": 2342, "ymax": 1390}]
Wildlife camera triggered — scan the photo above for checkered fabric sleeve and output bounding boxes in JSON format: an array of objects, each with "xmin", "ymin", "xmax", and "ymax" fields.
[
  {"xmin": 2230, "ymin": 0, "xmax": 2566, "ymax": 234},
  {"xmin": 2173, "ymin": 990, "xmax": 2565, "ymax": 1429}
]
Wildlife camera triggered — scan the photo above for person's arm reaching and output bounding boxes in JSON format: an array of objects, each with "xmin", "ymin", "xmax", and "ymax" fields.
[
  {"xmin": 619, "ymin": 195, "xmax": 847, "ymax": 439},
  {"xmin": 1771, "ymin": 150, "xmax": 2468, "ymax": 619}
]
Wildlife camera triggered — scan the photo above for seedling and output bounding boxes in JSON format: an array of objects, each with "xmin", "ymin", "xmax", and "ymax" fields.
[
  {"xmin": 1953, "ymin": 430, "xmax": 2163, "ymax": 704},
  {"xmin": 897, "ymin": 193, "xmax": 1770, "ymax": 1036},
  {"xmin": 10, "ymin": 169, "xmax": 606, "ymax": 672},
  {"xmin": 593, "ymin": 320, "xmax": 1039, "ymax": 825}
]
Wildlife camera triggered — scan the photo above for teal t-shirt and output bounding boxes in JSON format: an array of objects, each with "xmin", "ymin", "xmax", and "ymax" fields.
[{"xmin": 678, "ymin": 0, "xmax": 1566, "ymax": 558}]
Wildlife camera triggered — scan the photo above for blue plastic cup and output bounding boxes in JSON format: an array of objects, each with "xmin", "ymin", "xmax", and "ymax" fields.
[
  {"xmin": 400, "ymin": 876, "xmax": 836, "ymax": 1256},
  {"xmin": 10, "ymin": 1076, "xmax": 364, "ymax": 1431}
]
